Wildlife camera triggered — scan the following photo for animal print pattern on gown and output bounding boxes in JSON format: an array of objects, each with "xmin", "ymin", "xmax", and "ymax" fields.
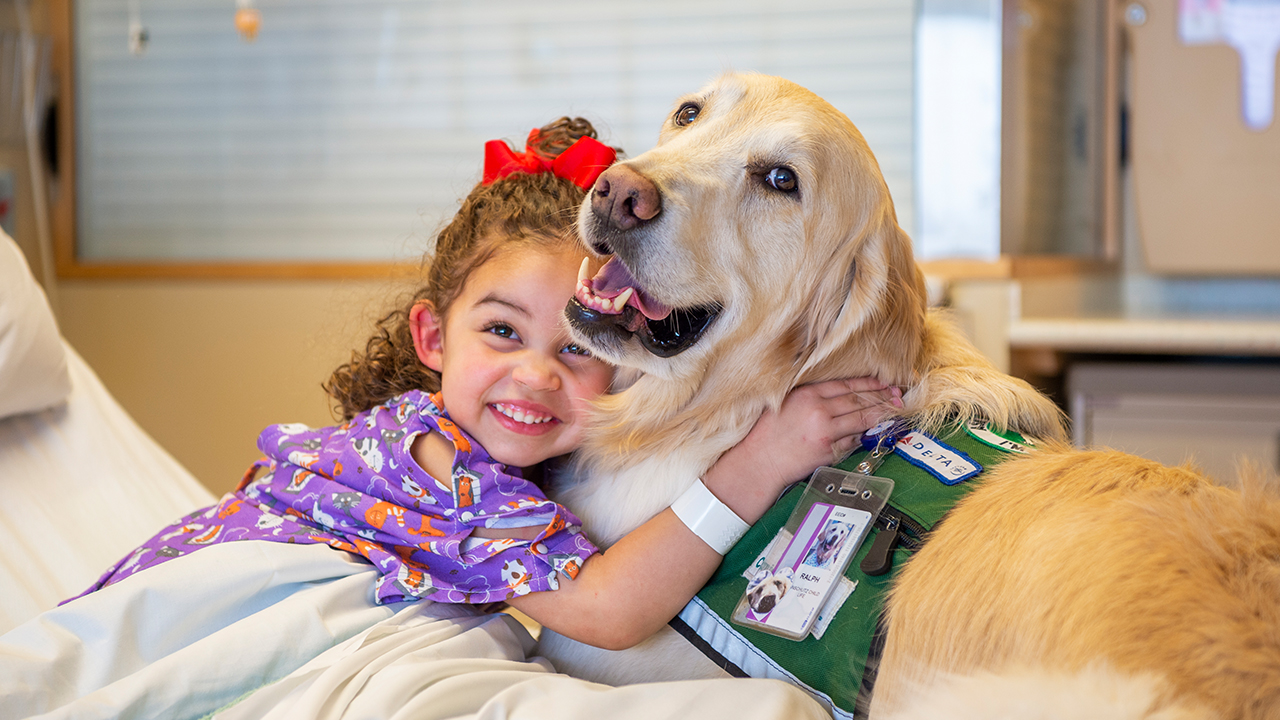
[{"xmin": 74, "ymin": 390, "xmax": 597, "ymax": 605}]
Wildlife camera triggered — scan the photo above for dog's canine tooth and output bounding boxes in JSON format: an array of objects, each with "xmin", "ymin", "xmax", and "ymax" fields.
[
  {"xmin": 578, "ymin": 257, "xmax": 590, "ymax": 287},
  {"xmin": 614, "ymin": 287, "xmax": 634, "ymax": 312}
]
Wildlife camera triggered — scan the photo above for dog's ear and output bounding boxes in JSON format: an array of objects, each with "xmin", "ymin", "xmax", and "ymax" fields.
[{"xmin": 797, "ymin": 212, "xmax": 926, "ymax": 387}]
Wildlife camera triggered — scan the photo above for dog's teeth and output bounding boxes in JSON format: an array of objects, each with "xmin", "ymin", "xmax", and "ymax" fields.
[
  {"xmin": 614, "ymin": 287, "xmax": 634, "ymax": 312},
  {"xmin": 578, "ymin": 257, "xmax": 590, "ymax": 287}
]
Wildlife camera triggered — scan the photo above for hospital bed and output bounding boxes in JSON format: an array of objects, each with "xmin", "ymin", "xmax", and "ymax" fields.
[
  {"xmin": 0, "ymin": 234, "xmax": 215, "ymax": 635},
  {"xmin": 0, "ymin": 233, "xmax": 827, "ymax": 720}
]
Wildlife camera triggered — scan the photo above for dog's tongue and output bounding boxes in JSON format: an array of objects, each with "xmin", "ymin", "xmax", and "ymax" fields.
[{"xmin": 592, "ymin": 257, "xmax": 672, "ymax": 321}]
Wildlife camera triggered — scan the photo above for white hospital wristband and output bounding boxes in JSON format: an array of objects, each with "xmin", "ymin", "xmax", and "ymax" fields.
[{"xmin": 670, "ymin": 479, "xmax": 750, "ymax": 555}]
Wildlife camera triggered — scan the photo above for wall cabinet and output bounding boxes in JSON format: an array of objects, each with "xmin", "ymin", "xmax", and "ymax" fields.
[{"xmin": 1068, "ymin": 362, "xmax": 1280, "ymax": 482}]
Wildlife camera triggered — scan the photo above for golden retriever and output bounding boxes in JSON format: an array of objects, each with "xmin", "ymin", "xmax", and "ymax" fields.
[{"xmin": 541, "ymin": 72, "xmax": 1280, "ymax": 719}]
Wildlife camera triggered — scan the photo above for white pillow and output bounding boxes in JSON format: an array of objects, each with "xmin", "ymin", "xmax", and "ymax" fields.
[{"xmin": 0, "ymin": 231, "xmax": 70, "ymax": 418}]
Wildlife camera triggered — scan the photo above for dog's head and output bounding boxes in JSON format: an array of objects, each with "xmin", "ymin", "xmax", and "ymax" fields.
[
  {"xmin": 568, "ymin": 72, "xmax": 926, "ymax": 389},
  {"xmin": 746, "ymin": 568, "xmax": 793, "ymax": 614},
  {"xmin": 814, "ymin": 521, "xmax": 851, "ymax": 563}
]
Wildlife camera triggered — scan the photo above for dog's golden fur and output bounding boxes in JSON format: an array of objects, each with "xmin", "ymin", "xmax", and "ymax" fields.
[
  {"xmin": 875, "ymin": 451, "xmax": 1280, "ymax": 719},
  {"xmin": 544, "ymin": 72, "xmax": 1280, "ymax": 718}
]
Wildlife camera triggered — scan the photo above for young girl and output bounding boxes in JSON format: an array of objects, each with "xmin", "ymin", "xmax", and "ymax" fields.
[
  {"xmin": 77, "ymin": 118, "xmax": 895, "ymax": 651},
  {"xmin": 6, "ymin": 118, "xmax": 897, "ymax": 719}
]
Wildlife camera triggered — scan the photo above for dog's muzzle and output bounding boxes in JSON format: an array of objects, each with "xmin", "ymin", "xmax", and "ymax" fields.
[
  {"xmin": 572, "ymin": 165, "xmax": 723, "ymax": 358},
  {"xmin": 566, "ymin": 297, "xmax": 721, "ymax": 359}
]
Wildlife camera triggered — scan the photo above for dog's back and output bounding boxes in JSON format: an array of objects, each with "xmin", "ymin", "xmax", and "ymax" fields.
[{"xmin": 875, "ymin": 448, "xmax": 1280, "ymax": 719}]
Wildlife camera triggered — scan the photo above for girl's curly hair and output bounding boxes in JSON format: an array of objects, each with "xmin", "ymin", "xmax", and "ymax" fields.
[{"xmin": 324, "ymin": 117, "xmax": 616, "ymax": 420}]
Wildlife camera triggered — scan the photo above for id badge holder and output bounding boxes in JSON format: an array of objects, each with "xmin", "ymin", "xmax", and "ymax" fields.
[{"xmin": 731, "ymin": 467, "xmax": 893, "ymax": 641}]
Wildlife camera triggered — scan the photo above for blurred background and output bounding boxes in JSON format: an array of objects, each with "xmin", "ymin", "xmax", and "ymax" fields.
[{"xmin": 5, "ymin": 0, "xmax": 1279, "ymax": 494}]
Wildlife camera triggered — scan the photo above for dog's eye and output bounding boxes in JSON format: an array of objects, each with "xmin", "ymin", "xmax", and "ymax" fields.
[
  {"xmin": 673, "ymin": 102, "xmax": 700, "ymax": 127},
  {"xmin": 765, "ymin": 167, "xmax": 798, "ymax": 193}
]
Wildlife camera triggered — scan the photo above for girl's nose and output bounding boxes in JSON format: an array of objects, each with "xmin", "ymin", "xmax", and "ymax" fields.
[{"xmin": 512, "ymin": 355, "xmax": 561, "ymax": 392}]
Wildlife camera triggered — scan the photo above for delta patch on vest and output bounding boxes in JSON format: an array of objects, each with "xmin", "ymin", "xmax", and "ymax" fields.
[
  {"xmin": 669, "ymin": 421, "xmax": 1036, "ymax": 719},
  {"xmin": 894, "ymin": 432, "xmax": 982, "ymax": 485}
]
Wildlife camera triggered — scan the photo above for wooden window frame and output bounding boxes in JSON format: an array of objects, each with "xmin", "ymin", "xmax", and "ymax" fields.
[{"xmin": 48, "ymin": 0, "xmax": 411, "ymax": 280}]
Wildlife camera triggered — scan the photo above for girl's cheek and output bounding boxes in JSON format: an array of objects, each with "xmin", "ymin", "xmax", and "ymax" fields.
[{"xmin": 586, "ymin": 363, "xmax": 614, "ymax": 391}]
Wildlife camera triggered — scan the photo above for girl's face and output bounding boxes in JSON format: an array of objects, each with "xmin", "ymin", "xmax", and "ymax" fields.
[{"xmin": 411, "ymin": 244, "xmax": 613, "ymax": 469}]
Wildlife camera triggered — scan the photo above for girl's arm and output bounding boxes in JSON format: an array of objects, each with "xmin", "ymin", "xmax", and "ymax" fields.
[{"xmin": 506, "ymin": 377, "xmax": 901, "ymax": 650}]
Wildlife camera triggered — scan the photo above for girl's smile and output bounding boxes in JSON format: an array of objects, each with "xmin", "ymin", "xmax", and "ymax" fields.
[
  {"xmin": 411, "ymin": 243, "xmax": 613, "ymax": 469},
  {"xmin": 490, "ymin": 401, "xmax": 557, "ymax": 430}
]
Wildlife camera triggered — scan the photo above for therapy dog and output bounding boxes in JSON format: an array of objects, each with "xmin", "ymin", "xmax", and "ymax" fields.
[
  {"xmin": 539, "ymin": 69, "xmax": 1060, "ymax": 688},
  {"xmin": 542, "ymin": 73, "xmax": 1280, "ymax": 719}
]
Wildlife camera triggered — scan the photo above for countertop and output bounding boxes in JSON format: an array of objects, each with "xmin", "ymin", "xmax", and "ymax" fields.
[{"xmin": 1008, "ymin": 317, "xmax": 1280, "ymax": 356}]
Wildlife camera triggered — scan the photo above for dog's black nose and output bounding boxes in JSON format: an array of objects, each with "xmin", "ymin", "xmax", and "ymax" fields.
[{"xmin": 591, "ymin": 165, "xmax": 661, "ymax": 231}]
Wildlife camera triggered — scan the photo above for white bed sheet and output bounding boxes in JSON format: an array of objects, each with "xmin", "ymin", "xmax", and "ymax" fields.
[
  {"xmin": 0, "ymin": 343, "xmax": 215, "ymax": 634},
  {"xmin": 1, "ymin": 540, "xmax": 828, "ymax": 720}
]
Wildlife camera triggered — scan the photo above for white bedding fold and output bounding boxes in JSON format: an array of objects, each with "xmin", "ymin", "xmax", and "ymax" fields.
[
  {"xmin": 211, "ymin": 588, "xmax": 830, "ymax": 720},
  {"xmin": 2, "ymin": 540, "xmax": 832, "ymax": 720},
  {"xmin": 0, "ymin": 541, "xmax": 399, "ymax": 720}
]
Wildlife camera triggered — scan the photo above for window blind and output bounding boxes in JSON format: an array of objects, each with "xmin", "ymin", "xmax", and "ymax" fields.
[{"xmin": 76, "ymin": 0, "xmax": 915, "ymax": 262}]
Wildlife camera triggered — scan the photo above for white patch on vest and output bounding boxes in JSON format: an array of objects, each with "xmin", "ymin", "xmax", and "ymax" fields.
[
  {"xmin": 742, "ymin": 533, "xmax": 785, "ymax": 580},
  {"xmin": 895, "ymin": 432, "xmax": 982, "ymax": 484},
  {"xmin": 811, "ymin": 576, "xmax": 857, "ymax": 640},
  {"xmin": 965, "ymin": 420, "xmax": 1035, "ymax": 454}
]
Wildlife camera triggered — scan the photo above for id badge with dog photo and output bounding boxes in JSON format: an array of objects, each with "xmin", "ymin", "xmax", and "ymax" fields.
[{"xmin": 731, "ymin": 467, "xmax": 892, "ymax": 641}]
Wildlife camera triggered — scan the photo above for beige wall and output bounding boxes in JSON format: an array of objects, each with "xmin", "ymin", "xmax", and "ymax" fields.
[{"xmin": 57, "ymin": 278, "xmax": 416, "ymax": 495}]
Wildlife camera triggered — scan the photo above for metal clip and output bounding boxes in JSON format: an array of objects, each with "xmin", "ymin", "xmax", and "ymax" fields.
[{"xmin": 854, "ymin": 438, "xmax": 895, "ymax": 476}]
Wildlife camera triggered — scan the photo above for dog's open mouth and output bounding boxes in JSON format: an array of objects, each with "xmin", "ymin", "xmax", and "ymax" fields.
[{"xmin": 568, "ymin": 257, "xmax": 721, "ymax": 358}]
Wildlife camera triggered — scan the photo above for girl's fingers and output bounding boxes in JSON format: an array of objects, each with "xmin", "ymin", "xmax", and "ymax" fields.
[
  {"xmin": 828, "ymin": 399, "xmax": 898, "ymax": 439},
  {"xmin": 825, "ymin": 389, "xmax": 901, "ymax": 417},
  {"xmin": 843, "ymin": 376, "xmax": 892, "ymax": 393},
  {"xmin": 891, "ymin": 386, "xmax": 904, "ymax": 407}
]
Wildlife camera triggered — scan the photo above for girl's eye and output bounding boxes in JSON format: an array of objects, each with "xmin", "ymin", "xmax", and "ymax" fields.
[
  {"xmin": 562, "ymin": 343, "xmax": 592, "ymax": 357},
  {"xmin": 484, "ymin": 322, "xmax": 518, "ymax": 340},
  {"xmin": 674, "ymin": 102, "xmax": 700, "ymax": 127},
  {"xmin": 765, "ymin": 167, "xmax": 798, "ymax": 193}
]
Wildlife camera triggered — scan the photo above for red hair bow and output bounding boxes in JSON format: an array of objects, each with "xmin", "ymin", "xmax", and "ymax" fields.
[{"xmin": 482, "ymin": 129, "xmax": 617, "ymax": 190}]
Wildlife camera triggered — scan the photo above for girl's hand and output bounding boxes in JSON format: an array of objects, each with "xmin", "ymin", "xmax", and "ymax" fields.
[{"xmin": 702, "ymin": 378, "xmax": 902, "ymax": 522}]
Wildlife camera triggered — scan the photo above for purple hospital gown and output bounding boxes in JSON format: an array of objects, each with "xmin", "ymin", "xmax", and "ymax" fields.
[{"xmin": 75, "ymin": 390, "xmax": 598, "ymax": 605}]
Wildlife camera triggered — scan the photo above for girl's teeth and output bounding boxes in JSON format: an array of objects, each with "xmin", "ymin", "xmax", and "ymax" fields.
[{"xmin": 495, "ymin": 404, "xmax": 552, "ymax": 425}]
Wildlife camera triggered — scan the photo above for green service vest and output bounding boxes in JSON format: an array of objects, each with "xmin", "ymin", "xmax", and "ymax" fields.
[{"xmin": 670, "ymin": 421, "xmax": 1032, "ymax": 720}]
